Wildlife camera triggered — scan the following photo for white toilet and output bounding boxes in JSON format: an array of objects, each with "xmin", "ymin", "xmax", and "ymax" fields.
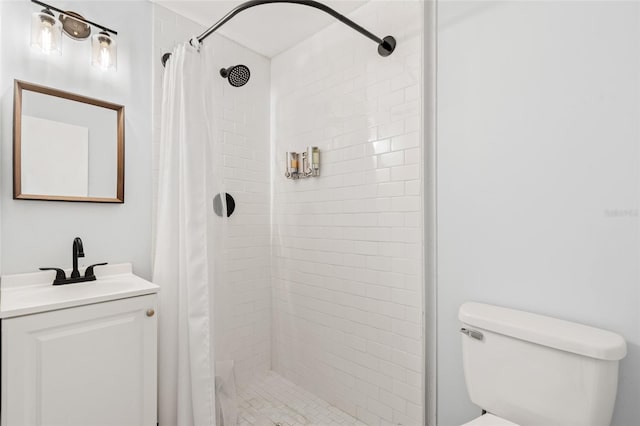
[{"xmin": 459, "ymin": 302, "xmax": 627, "ymax": 426}]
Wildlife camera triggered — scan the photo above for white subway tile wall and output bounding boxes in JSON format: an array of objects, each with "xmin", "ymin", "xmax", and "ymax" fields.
[
  {"xmin": 271, "ymin": 2, "xmax": 424, "ymax": 425},
  {"xmin": 152, "ymin": 5, "xmax": 272, "ymax": 388}
]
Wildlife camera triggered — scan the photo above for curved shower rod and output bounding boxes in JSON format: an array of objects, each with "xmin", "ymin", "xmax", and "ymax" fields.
[{"xmin": 161, "ymin": 0, "xmax": 396, "ymax": 66}]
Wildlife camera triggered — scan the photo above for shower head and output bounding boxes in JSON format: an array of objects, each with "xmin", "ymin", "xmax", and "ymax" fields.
[{"xmin": 220, "ymin": 65, "xmax": 250, "ymax": 87}]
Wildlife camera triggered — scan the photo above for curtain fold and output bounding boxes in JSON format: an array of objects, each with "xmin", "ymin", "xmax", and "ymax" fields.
[{"xmin": 153, "ymin": 41, "xmax": 217, "ymax": 426}]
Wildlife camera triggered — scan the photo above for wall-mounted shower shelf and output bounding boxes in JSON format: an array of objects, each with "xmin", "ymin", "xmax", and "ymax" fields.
[{"xmin": 285, "ymin": 147, "xmax": 320, "ymax": 180}]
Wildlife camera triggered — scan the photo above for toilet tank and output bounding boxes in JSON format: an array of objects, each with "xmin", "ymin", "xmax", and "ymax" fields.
[{"xmin": 459, "ymin": 303, "xmax": 627, "ymax": 426}]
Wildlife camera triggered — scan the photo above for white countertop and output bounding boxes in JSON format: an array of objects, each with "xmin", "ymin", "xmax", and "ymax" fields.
[{"xmin": 0, "ymin": 263, "xmax": 159, "ymax": 319}]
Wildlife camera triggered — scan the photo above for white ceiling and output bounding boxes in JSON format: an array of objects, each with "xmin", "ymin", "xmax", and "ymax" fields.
[{"xmin": 152, "ymin": 0, "xmax": 367, "ymax": 58}]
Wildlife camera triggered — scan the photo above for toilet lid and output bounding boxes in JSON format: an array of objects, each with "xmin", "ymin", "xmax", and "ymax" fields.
[{"xmin": 461, "ymin": 413, "xmax": 520, "ymax": 426}]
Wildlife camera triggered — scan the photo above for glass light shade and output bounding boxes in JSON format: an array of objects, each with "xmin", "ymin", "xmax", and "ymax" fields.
[
  {"xmin": 31, "ymin": 10, "xmax": 62, "ymax": 55},
  {"xmin": 91, "ymin": 32, "xmax": 117, "ymax": 70}
]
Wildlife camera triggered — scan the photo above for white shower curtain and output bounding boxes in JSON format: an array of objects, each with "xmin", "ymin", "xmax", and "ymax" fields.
[{"xmin": 153, "ymin": 40, "xmax": 218, "ymax": 426}]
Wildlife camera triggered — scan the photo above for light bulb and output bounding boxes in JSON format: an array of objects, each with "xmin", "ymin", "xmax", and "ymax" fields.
[
  {"xmin": 99, "ymin": 45, "xmax": 110, "ymax": 69},
  {"xmin": 41, "ymin": 25, "xmax": 52, "ymax": 53}
]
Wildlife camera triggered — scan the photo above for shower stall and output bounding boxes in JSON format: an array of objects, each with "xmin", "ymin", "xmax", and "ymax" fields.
[{"xmin": 152, "ymin": 1, "xmax": 424, "ymax": 425}]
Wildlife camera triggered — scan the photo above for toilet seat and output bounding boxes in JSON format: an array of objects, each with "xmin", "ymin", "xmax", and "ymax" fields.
[{"xmin": 461, "ymin": 413, "xmax": 520, "ymax": 426}]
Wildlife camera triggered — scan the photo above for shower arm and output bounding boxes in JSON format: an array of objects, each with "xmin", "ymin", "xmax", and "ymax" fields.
[{"xmin": 161, "ymin": 0, "xmax": 396, "ymax": 66}]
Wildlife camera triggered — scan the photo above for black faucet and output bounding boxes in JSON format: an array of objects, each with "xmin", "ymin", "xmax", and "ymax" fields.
[
  {"xmin": 71, "ymin": 237, "xmax": 85, "ymax": 278},
  {"xmin": 40, "ymin": 237, "xmax": 107, "ymax": 285}
]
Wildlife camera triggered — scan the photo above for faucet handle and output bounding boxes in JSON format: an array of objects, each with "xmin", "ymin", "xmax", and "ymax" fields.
[
  {"xmin": 40, "ymin": 268, "xmax": 67, "ymax": 285},
  {"xmin": 84, "ymin": 262, "xmax": 108, "ymax": 278}
]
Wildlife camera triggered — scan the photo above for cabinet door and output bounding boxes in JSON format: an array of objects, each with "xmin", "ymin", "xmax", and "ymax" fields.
[{"xmin": 1, "ymin": 294, "xmax": 157, "ymax": 426}]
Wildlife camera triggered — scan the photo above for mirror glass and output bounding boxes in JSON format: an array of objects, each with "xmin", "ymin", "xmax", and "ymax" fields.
[{"xmin": 13, "ymin": 80, "xmax": 124, "ymax": 203}]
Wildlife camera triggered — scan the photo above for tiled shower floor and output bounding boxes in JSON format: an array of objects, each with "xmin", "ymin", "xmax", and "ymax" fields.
[{"xmin": 238, "ymin": 372, "xmax": 367, "ymax": 426}]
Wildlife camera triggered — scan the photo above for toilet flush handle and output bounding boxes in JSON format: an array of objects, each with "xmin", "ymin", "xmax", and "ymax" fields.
[{"xmin": 460, "ymin": 328, "xmax": 484, "ymax": 341}]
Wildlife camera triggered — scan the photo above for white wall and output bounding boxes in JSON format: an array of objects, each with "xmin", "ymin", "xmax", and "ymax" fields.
[
  {"xmin": 271, "ymin": 2, "xmax": 424, "ymax": 425},
  {"xmin": 152, "ymin": 5, "xmax": 272, "ymax": 388},
  {"xmin": 0, "ymin": 1, "xmax": 152, "ymax": 278},
  {"xmin": 437, "ymin": 1, "xmax": 640, "ymax": 425}
]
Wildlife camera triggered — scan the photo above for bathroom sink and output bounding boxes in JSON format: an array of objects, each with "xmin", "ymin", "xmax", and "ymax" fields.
[{"xmin": 0, "ymin": 263, "xmax": 159, "ymax": 319}]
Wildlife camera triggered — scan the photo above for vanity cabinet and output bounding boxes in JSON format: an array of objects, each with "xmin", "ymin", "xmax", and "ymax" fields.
[{"xmin": 0, "ymin": 264, "xmax": 159, "ymax": 426}]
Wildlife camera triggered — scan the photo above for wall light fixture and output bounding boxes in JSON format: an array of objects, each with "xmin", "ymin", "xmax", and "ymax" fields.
[{"xmin": 30, "ymin": 0, "xmax": 118, "ymax": 70}]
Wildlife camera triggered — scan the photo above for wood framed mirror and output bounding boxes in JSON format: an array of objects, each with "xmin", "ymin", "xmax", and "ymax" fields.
[{"xmin": 13, "ymin": 80, "xmax": 124, "ymax": 203}]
